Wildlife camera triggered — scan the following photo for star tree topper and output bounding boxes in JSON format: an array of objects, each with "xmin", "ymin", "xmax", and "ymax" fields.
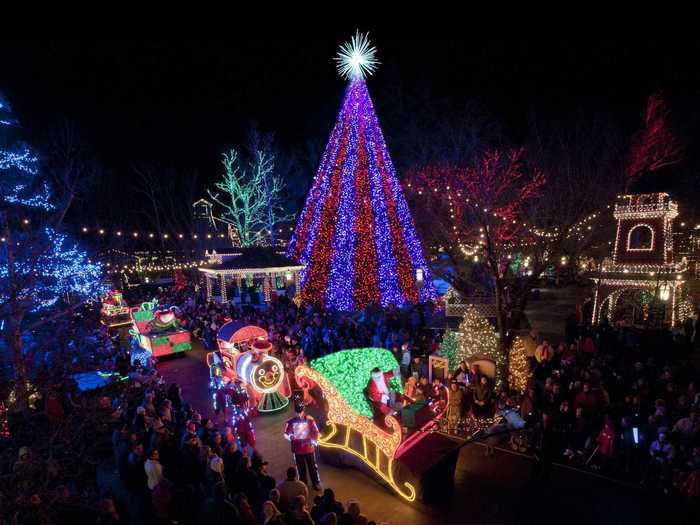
[{"xmin": 335, "ymin": 31, "xmax": 380, "ymax": 80}]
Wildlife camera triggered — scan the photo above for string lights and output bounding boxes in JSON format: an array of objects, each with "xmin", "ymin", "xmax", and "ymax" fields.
[
  {"xmin": 76, "ymin": 227, "xmax": 232, "ymax": 242},
  {"xmin": 106, "ymin": 260, "xmax": 209, "ymax": 275}
]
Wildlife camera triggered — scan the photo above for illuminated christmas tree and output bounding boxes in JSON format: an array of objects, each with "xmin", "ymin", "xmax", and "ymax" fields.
[
  {"xmin": 440, "ymin": 305, "xmax": 506, "ymax": 388},
  {"xmin": 287, "ymin": 32, "xmax": 435, "ymax": 310},
  {"xmin": 507, "ymin": 336, "xmax": 530, "ymax": 394},
  {"xmin": 439, "ymin": 331, "xmax": 461, "ymax": 371},
  {"xmin": 1, "ymin": 94, "xmax": 104, "ymax": 409}
]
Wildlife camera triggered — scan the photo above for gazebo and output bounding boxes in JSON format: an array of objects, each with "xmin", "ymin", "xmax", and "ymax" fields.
[{"xmin": 198, "ymin": 248, "xmax": 304, "ymax": 305}]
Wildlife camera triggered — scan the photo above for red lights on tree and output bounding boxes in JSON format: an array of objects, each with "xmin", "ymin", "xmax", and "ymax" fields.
[
  {"xmin": 626, "ymin": 94, "xmax": 682, "ymax": 191},
  {"xmin": 406, "ymin": 148, "xmax": 545, "ymax": 348}
]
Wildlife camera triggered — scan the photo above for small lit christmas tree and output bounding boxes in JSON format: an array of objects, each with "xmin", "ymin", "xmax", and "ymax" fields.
[
  {"xmin": 507, "ymin": 336, "xmax": 530, "ymax": 394},
  {"xmin": 440, "ymin": 305, "xmax": 505, "ymax": 388},
  {"xmin": 439, "ymin": 331, "xmax": 461, "ymax": 371}
]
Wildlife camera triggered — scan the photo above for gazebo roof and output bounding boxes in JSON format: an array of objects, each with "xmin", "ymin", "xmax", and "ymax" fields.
[{"xmin": 199, "ymin": 248, "xmax": 304, "ymax": 275}]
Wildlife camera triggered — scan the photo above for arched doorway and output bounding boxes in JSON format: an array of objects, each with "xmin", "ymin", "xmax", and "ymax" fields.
[{"xmin": 598, "ymin": 288, "xmax": 665, "ymax": 326}]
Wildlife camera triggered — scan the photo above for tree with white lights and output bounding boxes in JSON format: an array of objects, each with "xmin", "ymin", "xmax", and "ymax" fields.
[
  {"xmin": 1, "ymin": 94, "xmax": 103, "ymax": 410},
  {"xmin": 208, "ymin": 147, "xmax": 292, "ymax": 247}
]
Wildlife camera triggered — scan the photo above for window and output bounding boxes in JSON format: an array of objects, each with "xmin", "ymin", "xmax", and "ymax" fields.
[{"xmin": 627, "ymin": 224, "xmax": 654, "ymax": 251}]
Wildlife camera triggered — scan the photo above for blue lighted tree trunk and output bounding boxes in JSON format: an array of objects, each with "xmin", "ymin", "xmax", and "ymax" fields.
[{"xmin": 1, "ymin": 95, "xmax": 104, "ymax": 410}]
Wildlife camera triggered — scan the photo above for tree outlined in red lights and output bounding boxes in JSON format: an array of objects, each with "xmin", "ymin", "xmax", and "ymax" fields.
[{"xmin": 626, "ymin": 94, "xmax": 682, "ymax": 191}]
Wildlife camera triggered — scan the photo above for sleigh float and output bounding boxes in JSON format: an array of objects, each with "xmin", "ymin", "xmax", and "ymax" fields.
[{"xmin": 295, "ymin": 348, "xmax": 461, "ymax": 503}]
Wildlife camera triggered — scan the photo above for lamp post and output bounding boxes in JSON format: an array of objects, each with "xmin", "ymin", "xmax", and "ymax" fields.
[
  {"xmin": 416, "ymin": 268, "xmax": 424, "ymax": 291},
  {"xmin": 593, "ymin": 259, "xmax": 604, "ymax": 324}
]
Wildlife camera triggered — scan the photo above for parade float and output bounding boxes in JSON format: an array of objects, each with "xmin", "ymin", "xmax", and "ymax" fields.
[
  {"xmin": 207, "ymin": 320, "xmax": 290, "ymax": 414},
  {"xmin": 295, "ymin": 348, "xmax": 458, "ymax": 503},
  {"xmin": 129, "ymin": 300, "xmax": 191, "ymax": 358},
  {"xmin": 216, "ymin": 320, "xmax": 268, "ymax": 356},
  {"xmin": 100, "ymin": 290, "xmax": 131, "ymax": 328}
]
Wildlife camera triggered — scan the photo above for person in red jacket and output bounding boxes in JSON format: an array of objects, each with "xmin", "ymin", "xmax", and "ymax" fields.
[
  {"xmin": 596, "ymin": 415, "xmax": 616, "ymax": 470},
  {"xmin": 284, "ymin": 404, "xmax": 321, "ymax": 490}
]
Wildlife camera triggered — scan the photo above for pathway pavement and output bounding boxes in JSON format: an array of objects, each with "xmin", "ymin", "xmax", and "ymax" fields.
[{"xmin": 524, "ymin": 285, "xmax": 590, "ymax": 340}]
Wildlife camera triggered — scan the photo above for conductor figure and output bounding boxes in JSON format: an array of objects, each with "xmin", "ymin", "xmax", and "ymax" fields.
[{"xmin": 284, "ymin": 404, "xmax": 321, "ymax": 490}]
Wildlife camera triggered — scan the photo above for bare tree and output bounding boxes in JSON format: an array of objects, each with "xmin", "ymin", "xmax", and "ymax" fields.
[
  {"xmin": 625, "ymin": 93, "xmax": 682, "ymax": 191},
  {"xmin": 46, "ymin": 119, "xmax": 102, "ymax": 227},
  {"xmin": 132, "ymin": 164, "xmax": 167, "ymax": 248}
]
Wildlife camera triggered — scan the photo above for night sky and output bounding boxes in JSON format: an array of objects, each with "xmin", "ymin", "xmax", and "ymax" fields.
[{"xmin": 1, "ymin": 39, "xmax": 699, "ymax": 220}]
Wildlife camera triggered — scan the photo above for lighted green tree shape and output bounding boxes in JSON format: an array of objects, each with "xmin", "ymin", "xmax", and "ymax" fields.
[{"xmin": 310, "ymin": 348, "xmax": 402, "ymax": 418}]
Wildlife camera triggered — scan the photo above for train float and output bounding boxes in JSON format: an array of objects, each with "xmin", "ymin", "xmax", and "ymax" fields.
[
  {"xmin": 129, "ymin": 300, "xmax": 192, "ymax": 358},
  {"xmin": 207, "ymin": 320, "xmax": 290, "ymax": 414},
  {"xmin": 100, "ymin": 290, "xmax": 131, "ymax": 328}
]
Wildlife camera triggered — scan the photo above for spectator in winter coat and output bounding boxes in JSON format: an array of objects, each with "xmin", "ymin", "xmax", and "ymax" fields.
[
  {"xmin": 472, "ymin": 376, "xmax": 493, "ymax": 418},
  {"xmin": 582, "ymin": 336, "xmax": 597, "ymax": 355},
  {"xmin": 648, "ymin": 431, "xmax": 676, "ymax": 487},
  {"xmin": 256, "ymin": 461, "xmax": 277, "ymax": 501},
  {"xmin": 403, "ymin": 376, "xmax": 418, "ymax": 402},
  {"xmin": 286, "ymin": 495, "xmax": 314, "ymax": 525},
  {"xmin": 144, "ymin": 448, "xmax": 164, "ymax": 490},
  {"xmin": 410, "ymin": 356, "xmax": 428, "ymax": 380},
  {"xmin": 261, "ymin": 500, "xmax": 284, "ymax": 525},
  {"xmin": 649, "ymin": 431, "xmax": 675, "ymax": 464},
  {"xmin": 400, "ymin": 344, "xmax": 412, "ymax": 379},
  {"xmin": 276, "ymin": 466, "xmax": 309, "ymax": 512},
  {"xmin": 596, "ymin": 416, "xmax": 616, "ymax": 469},
  {"xmin": 447, "ymin": 381, "xmax": 464, "ymax": 431},
  {"xmin": 151, "ymin": 478, "xmax": 173, "ymax": 521},
  {"xmin": 126, "ymin": 442, "xmax": 147, "ymax": 492},
  {"xmin": 672, "ymin": 409, "xmax": 700, "ymax": 449},
  {"xmin": 574, "ymin": 382, "xmax": 600, "ymax": 421},
  {"xmin": 535, "ymin": 341, "xmax": 553, "ymax": 363}
]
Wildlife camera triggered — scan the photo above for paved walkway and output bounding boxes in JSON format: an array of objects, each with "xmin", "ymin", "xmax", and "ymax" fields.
[
  {"xmin": 153, "ymin": 342, "xmax": 681, "ymax": 525},
  {"xmin": 524, "ymin": 285, "xmax": 590, "ymax": 340}
]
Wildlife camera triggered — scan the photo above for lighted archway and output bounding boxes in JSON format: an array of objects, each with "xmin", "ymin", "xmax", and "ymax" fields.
[{"xmin": 626, "ymin": 224, "xmax": 654, "ymax": 251}]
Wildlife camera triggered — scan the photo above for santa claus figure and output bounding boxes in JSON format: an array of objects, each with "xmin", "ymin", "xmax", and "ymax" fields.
[{"xmin": 366, "ymin": 367, "xmax": 402, "ymax": 419}]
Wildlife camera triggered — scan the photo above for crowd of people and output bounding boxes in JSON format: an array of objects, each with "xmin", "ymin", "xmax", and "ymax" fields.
[
  {"xmin": 138, "ymin": 282, "xmax": 700, "ymax": 503},
  {"xmin": 103, "ymin": 361, "xmax": 391, "ymax": 524},
  {"xmin": 448, "ymin": 318, "xmax": 700, "ymax": 500},
  {"xmin": 128, "ymin": 282, "xmax": 442, "ymax": 396},
  {"xmin": 6, "ymin": 281, "xmax": 439, "ymax": 524},
  {"xmin": 3, "ymin": 275, "xmax": 700, "ymax": 523}
]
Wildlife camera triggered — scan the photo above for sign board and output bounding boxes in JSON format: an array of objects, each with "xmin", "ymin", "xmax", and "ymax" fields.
[{"xmin": 428, "ymin": 355, "xmax": 449, "ymax": 383}]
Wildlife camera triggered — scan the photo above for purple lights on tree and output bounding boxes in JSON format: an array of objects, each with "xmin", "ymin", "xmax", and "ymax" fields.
[{"xmin": 287, "ymin": 75, "xmax": 436, "ymax": 311}]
